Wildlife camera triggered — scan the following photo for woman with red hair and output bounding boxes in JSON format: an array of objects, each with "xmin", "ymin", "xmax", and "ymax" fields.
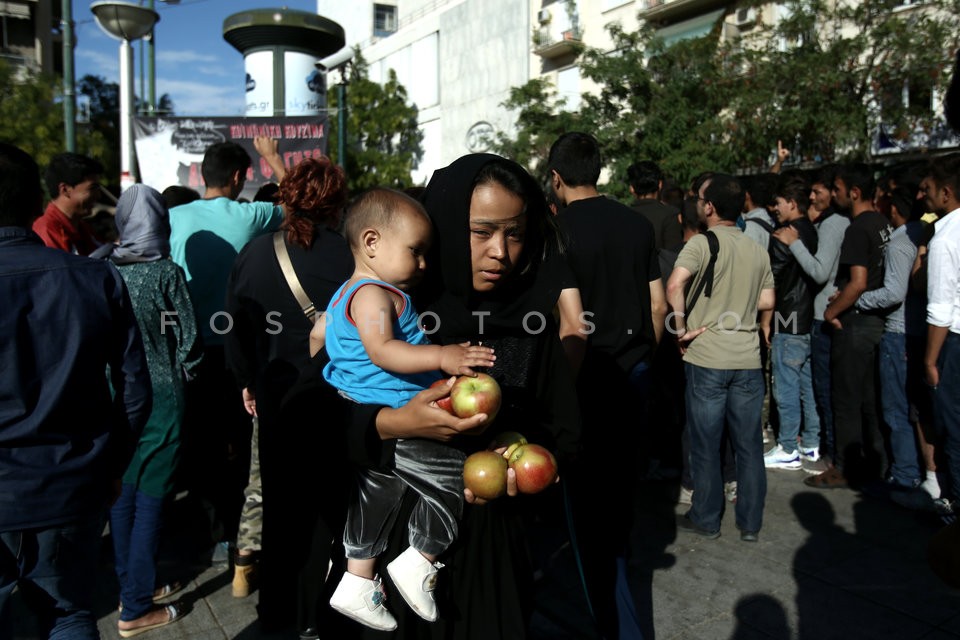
[{"xmin": 225, "ymin": 156, "xmax": 354, "ymax": 638}]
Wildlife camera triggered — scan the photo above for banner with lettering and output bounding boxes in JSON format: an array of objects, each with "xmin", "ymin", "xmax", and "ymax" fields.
[{"xmin": 133, "ymin": 115, "xmax": 329, "ymax": 201}]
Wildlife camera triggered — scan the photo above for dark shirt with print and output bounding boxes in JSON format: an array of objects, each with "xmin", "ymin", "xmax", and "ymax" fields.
[{"xmin": 835, "ymin": 210, "xmax": 892, "ymax": 295}]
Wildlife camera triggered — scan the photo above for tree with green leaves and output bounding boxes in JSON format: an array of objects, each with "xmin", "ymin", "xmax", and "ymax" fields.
[
  {"xmin": 327, "ymin": 51, "xmax": 424, "ymax": 192},
  {"xmin": 728, "ymin": 0, "xmax": 959, "ymax": 165},
  {"xmin": 495, "ymin": 0, "xmax": 960, "ymax": 194},
  {"xmin": 493, "ymin": 77, "xmax": 584, "ymax": 187},
  {"xmin": 0, "ymin": 62, "xmax": 110, "ymax": 173}
]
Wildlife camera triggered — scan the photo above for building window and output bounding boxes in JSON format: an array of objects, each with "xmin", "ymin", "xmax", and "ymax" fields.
[{"xmin": 374, "ymin": 4, "xmax": 397, "ymax": 37}]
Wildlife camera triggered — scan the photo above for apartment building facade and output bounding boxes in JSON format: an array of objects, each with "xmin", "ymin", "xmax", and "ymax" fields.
[
  {"xmin": 315, "ymin": 0, "xmax": 955, "ymax": 182},
  {"xmin": 0, "ymin": 0, "xmax": 59, "ymax": 77}
]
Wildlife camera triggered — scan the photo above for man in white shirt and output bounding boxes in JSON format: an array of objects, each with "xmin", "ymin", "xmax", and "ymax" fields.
[{"xmin": 923, "ymin": 153, "xmax": 960, "ymax": 509}]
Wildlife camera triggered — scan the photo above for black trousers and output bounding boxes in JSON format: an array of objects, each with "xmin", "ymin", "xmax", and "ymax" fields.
[
  {"xmin": 256, "ymin": 362, "xmax": 350, "ymax": 635},
  {"xmin": 180, "ymin": 346, "xmax": 251, "ymax": 544},
  {"xmin": 830, "ymin": 312, "xmax": 887, "ymax": 485}
]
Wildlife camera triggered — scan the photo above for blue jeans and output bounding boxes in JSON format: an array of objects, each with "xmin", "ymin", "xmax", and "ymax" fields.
[
  {"xmin": 771, "ymin": 333, "xmax": 820, "ymax": 453},
  {"xmin": 0, "ymin": 517, "xmax": 103, "ymax": 639},
  {"xmin": 685, "ymin": 364, "xmax": 767, "ymax": 533},
  {"xmin": 879, "ymin": 332, "xmax": 921, "ymax": 486},
  {"xmin": 810, "ymin": 320, "xmax": 834, "ymax": 460},
  {"xmin": 935, "ymin": 333, "xmax": 960, "ymax": 500},
  {"xmin": 111, "ymin": 484, "xmax": 165, "ymax": 621}
]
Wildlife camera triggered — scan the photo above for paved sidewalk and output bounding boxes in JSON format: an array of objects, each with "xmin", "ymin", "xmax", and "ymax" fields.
[{"xmin": 12, "ymin": 469, "xmax": 960, "ymax": 639}]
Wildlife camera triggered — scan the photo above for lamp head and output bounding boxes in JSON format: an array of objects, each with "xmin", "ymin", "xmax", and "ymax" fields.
[
  {"xmin": 91, "ymin": 1, "xmax": 159, "ymax": 41},
  {"xmin": 315, "ymin": 47, "xmax": 354, "ymax": 72}
]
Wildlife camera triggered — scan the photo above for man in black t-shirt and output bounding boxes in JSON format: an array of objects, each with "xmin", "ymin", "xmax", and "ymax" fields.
[
  {"xmin": 548, "ymin": 132, "xmax": 665, "ymax": 640},
  {"xmin": 806, "ymin": 163, "xmax": 892, "ymax": 490},
  {"xmin": 627, "ymin": 160, "xmax": 682, "ymax": 251}
]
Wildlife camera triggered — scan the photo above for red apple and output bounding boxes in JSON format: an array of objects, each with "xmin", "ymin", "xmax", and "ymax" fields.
[
  {"xmin": 449, "ymin": 373, "xmax": 501, "ymax": 425},
  {"xmin": 429, "ymin": 378, "xmax": 455, "ymax": 415},
  {"xmin": 463, "ymin": 450, "xmax": 508, "ymax": 500},
  {"xmin": 507, "ymin": 443, "xmax": 558, "ymax": 494}
]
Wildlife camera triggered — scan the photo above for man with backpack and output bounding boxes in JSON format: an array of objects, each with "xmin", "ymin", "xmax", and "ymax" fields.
[{"xmin": 666, "ymin": 173, "xmax": 775, "ymax": 542}]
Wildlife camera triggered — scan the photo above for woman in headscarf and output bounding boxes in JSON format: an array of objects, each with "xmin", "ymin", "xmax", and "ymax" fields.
[
  {"xmin": 340, "ymin": 153, "xmax": 582, "ymax": 639},
  {"xmin": 224, "ymin": 156, "xmax": 354, "ymax": 637},
  {"xmin": 100, "ymin": 184, "xmax": 203, "ymax": 636}
]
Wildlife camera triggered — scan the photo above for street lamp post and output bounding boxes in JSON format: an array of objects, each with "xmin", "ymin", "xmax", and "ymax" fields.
[
  {"xmin": 315, "ymin": 48, "xmax": 354, "ymax": 170},
  {"xmin": 90, "ymin": 2, "xmax": 159, "ymax": 191},
  {"xmin": 62, "ymin": 0, "xmax": 76, "ymax": 152}
]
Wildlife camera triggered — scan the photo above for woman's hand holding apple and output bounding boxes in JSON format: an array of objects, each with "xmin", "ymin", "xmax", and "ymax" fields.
[
  {"xmin": 377, "ymin": 381, "xmax": 489, "ymax": 442},
  {"xmin": 465, "ymin": 466, "xmax": 517, "ymax": 505}
]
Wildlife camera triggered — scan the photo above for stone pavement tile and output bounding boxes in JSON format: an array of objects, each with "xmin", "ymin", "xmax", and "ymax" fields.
[
  {"xmin": 95, "ymin": 570, "xmax": 240, "ymax": 640},
  {"xmin": 921, "ymin": 610, "xmax": 960, "ymax": 636},
  {"xmin": 919, "ymin": 632, "xmax": 960, "ymax": 640},
  {"xmin": 651, "ymin": 536, "xmax": 797, "ymax": 638},
  {"xmin": 811, "ymin": 544, "xmax": 960, "ymax": 626},
  {"xmin": 784, "ymin": 574, "xmax": 944, "ymax": 639},
  {"xmin": 630, "ymin": 468, "xmax": 960, "ymax": 640},
  {"xmin": 726, "ymin": 593, "xmax": 794, "ymax": 639}
]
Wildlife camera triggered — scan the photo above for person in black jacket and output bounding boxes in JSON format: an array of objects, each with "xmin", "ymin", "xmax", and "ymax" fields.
[
  {"xmin": 224, "ymin": 156, "xmax": 354, "ymax": 637},
  {"xmin": 763, "ymin": 175, "xmax": 822, "ymax": 471},
  {"xmin": 0, "ymin": 143, "xmax": 152, "ymax": 638}
]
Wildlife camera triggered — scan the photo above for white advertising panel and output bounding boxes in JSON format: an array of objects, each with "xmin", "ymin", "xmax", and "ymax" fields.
[
  {"xmin": 245, "ymin": 50, "xmax": 274, "ymax": 116},
  {"xmin": 285, "ymin": 50, "xmax": 326, "ymax": 115}
]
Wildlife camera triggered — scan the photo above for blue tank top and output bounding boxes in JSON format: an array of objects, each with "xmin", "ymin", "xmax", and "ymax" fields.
[{"xmin": 322, "ymin": 278, "xmax": 441, "ymax": 408}]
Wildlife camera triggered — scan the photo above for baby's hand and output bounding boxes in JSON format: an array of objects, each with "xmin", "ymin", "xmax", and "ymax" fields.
[{"xmin": 440, "ymin": 342, "xmax": 495, "ymax": 376}]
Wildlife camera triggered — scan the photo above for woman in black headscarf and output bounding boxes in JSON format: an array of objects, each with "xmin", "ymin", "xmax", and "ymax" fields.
[{"xmin": 341, "ymin": 153, "xmax": 581, "ymax": 639}]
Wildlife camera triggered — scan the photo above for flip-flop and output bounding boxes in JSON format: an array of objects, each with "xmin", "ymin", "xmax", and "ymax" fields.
[
  {"xmin": 118, "ymin": 604, "xmax": 181, "ymax": 638},
  {"xmin": 118, "ymin": 581, "xmax": 185, "ymax": 612},
  {"xmin": 152, "ymin": 582, "xmax": 184, "ymax": 601}
]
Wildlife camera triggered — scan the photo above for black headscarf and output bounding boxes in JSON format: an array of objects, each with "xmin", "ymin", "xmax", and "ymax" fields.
[{"xmin": 418, "ymin": 153, "xmax": 567, "ymax": 340}]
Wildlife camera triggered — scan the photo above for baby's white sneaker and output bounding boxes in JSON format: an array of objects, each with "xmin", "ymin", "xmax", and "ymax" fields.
[
  {"xmin": 329, "ymin": 572, "xmax": 397, "ymax": 631},
  {"xmin": 386, "ymin": 546, "xmax": 443, "ymax": 622}
]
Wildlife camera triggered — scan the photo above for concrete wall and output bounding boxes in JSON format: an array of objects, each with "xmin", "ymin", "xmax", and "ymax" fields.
[
  {"xmin": 315, "ymin": 0, "xmax": 373, "ymax": 48},
  {"xmin": 436, "ymin": 0, "xmax": 530, "ymax": 164},
  {"xmin": 332, "ymin": 0, "xmax": 529, "ymax": 183}
]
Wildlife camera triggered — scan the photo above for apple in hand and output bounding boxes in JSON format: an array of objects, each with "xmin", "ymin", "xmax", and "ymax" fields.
[
  {"xmin": 507, "ymin": 443, "xmax": 558, "ymax": 494},
  {"xmin": 463, "ymin": 450, "xmax": 508, "ymax": 500},
  {"xmin": 450, "ymin": 373, "xmax": 501, "ymax": 425},
  {"xmin": 493, "ymin": 431, "xmax": 527, "ymax": 457},
  {"xmin": 429, "ymin": 378, "xmax": 455, "ymax": 415}
]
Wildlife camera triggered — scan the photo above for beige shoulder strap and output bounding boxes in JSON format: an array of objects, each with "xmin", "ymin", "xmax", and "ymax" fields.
[{"xmin": 273, "ymin": 231, "xmax": 317, "ymax": 322}]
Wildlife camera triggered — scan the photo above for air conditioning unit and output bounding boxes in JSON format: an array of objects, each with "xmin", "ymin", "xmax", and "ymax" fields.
[
  {"xmin": 734, "ymin": 7, "xmax": 756, "ymax": 27},
  {"xmin": 537, "ymin": 8, "xmax": 552, "ymax": 24}
]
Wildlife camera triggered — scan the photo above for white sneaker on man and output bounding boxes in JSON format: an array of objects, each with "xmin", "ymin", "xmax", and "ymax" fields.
[
  {"xmin": 764, "ymin": 444, "xmax": 802, "ymax": 470},
  {"xmin": 386, "ymin": 546, "xmax": 442, "ymax": 622},
  {"xmin": 329, "ymin": 572, "xmax": 397, "ymax": 631}
]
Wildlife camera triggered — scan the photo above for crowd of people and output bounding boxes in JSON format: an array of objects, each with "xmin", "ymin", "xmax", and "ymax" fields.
[{"xmin": 2, "ymin": 117, "xmax": 960, "ymax": 640}]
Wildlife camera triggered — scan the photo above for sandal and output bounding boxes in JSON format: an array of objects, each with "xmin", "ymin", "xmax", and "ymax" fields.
[
  {"xmin": 118, "ymin": 581, "xmax": 185, "ymax": 612},
  {"xmin": 803, "ymin": 469, "xmax": 848, "ymax": 490},
  {"xmin": 118, "ymin": 604, "xmax": 182, "ymax": 638},
  {"xmin": 152, "ymin": 581, "xmax": 184, "ymax": 601}
]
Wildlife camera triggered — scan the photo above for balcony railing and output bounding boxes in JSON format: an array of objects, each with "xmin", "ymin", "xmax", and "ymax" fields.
[
  {"xmin": 0, "ymin": 52, "xmax": 40, "ymax": 77},
  {"xmin": 532, "ymin": 25, "xmax": 582, "ymax": 58}
]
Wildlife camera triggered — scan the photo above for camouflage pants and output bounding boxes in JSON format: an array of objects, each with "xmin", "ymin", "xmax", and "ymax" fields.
[{"xmin": 236, "ymin": 416, "xmax": 262, "ymax": 552}]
